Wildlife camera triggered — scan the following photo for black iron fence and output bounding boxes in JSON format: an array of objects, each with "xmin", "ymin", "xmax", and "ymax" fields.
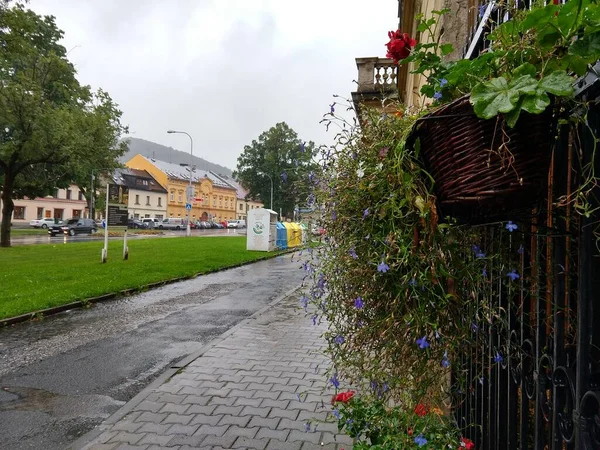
[{"xmin": 454, "ymin": 103, "xmax": 600, "ymax": 448}]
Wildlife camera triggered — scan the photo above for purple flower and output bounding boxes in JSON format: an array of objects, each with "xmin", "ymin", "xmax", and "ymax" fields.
[
  {"xmin": 300, "ymin": 296, "xmax": 309, "ymax": 309},
  {"xmin": 494, "ymin": 352, "xmax": 504, "ymax": 363},
  {"xmin": 471, "ymin": 322, "xmax": 479, "ymax": 333},
  {"xmin": 363, "ymin": 208, "xmax": 369, "ymax": 218},
  {"xmin": 472, "ymin": 245, "xmax": 480, "ymax": 253},
  {"xmin": 414, "ymin": 434, "xmax": 428, "ymax": 447},
  {"xmin": 334, "ymin": 335, "xmax": 345, "ymax": 345},
  {"xmin": 518, "ymin": 244, "xmax": 524, "ymax": 254},
  {"xmin": 331, "ymin": 210, "xmax": 337, "ymax": 221},
  {"xmin": 506, "ymin": 220, "xmax": 518, "ymax": 232},
  {"xmin": 330, "ymin": 103, "xmax": 335, "ymax": 114},
  {"xmin": 307, "ymin": 193, "xmax": 315, "ymax": 206},
  {"xmin": 416, "ymin": 336, "xmax": 430, "ymax": 349},
  {"xmin": 308, "ymin": 171, "xmax": 315, "ymax": 183},
  {"xmin": 440, "ymin": 78, "xmax": 448, "ymax": 87},
  {"xmin": 304, "ymin": 422, "xmax": 311, "ymax": 432},
  {"xmin": 482, "ymin": 269, "xmax": 488, "ymax": 277},
  {"xmin": 377, "ymin": 261, "xmax": 390, "ymax": 273},
  {"xmin": 507, "ymin": 269, "xmax": 520, "ymax": 281},
  {"xmin": 332, "ymin": 408, "xmax": 341, "ymax": 419},
  {"xmin": 442, "ymin": 350, "xmax": 450, "ymax": 368},
  {"xmin": 379, "ymin": 147, "xmax": 389, "ymax": 159},
  {"xmin": 312, "ymin": 315, "xmax": 318, "ymax": 326},
  {"xmin": 354, "ymin": 297, "xmax": 364, "ymax": 309},
  {"xmin": 349, "ymin": 247, "xmax": 358, "ymax": 259},
  {"xmin": 317, "ymin": 273, "xmax": 326, "ymax": 290},
  {"xmin": 476, "ymin": 249, "xmax": 486, "ymax": 258},
  {"xmin": 479, "ymin": 3, "xmax": 487, "ymax": 18},
  {"xmin": 409, "ymin": 278, "xmax": 417, "ymax": 286},
  {"xmin": 433, "ymin": 91, "xmax": 442, "ymax": 100},
  {"xmin": 330, "ymin": 373, "xmax": 340, "ymax": 389},
  {"xmin": 301, "ymin": 142, "xmax": 306, "ymax": 152}
]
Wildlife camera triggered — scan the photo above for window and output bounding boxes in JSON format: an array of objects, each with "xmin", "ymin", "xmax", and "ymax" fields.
[
  {"xmin": 135, "ymin": 194, "xmax": 140, "ymax": 205},
  {"xmin": 178, "ymin": 194, "xmax": 182, "ymax": 202},
  {"xmin": 146, "ymin": 196, "xmax": 150, "ymax": 206},
  {"xmin": 54, "ymin": 208, "xmax": 64, "ymax": 220},
  {"xmin": 78, "ymin": 191, "xmax": 84, "ymax": 201},
  {"xmin": 66, "ymin": 189, "xmax": 72, "ymax": 200},
  {"xmin": 158, "ymin": 198, "xmax": 162, "ymax": 207},
  {"xmin": 239, "ymin": 204, "xmax": 243, "ymax": 211},
  {"xmin": 37, "ymin": 207, "xmax": 44, "ymax": 219},
  {"xmin": 156, "ymin": 214, "xmax": 163, "ymax": 220},
  {"xmin": 73, "ymin": 209, "xmax": 81, "ymax": 217},
  {"xmin": 170, "ymin": 192, "xmax": 175, "ymax": 202},
  {"xmin": 231, "ymin": 201, "xmax": 233, "ymax": 209},
  {"xmin": 13, "ymin": 206, "xmax": 25, "ymax": 219}
]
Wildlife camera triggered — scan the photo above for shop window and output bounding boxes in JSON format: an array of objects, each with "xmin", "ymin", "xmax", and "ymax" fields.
[{"xmin": 13, "ymin": 206, "xmax": 25, "ymax": 219}]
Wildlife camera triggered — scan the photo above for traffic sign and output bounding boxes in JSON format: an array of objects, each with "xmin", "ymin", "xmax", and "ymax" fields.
[{"xmin": 185, "ymin": 203, "xmax": 192, "ymax": 210}]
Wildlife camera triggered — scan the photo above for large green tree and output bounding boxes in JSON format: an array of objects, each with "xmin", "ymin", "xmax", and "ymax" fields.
[
  {"xmin": 0, "ymin": 4, "xmax": 127, "ymax": 246},
  {"xmin": 234, "ymin": 122, "xmax": 318, "ymax": 218}
]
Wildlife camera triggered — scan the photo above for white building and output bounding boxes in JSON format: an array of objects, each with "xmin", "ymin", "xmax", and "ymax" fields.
[{"xmin": 111, "ymin": 168, "xmax": 168, "ymax": 219}]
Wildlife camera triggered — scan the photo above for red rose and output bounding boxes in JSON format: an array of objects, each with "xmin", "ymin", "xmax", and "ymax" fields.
[
  {"xmin": 331, "ymin": 390, "xmax": 355, "ymax": 404},
  {"xmin": 461, "ymin": 437, "xmax": 475, "ymax": 450},
  {"xmin": 414, "ymin": 403, "xmax": 429, "ymax": 416},
  {"xmin": 385, "ymin": 30, "xmax": 417, "ymax": 63}
]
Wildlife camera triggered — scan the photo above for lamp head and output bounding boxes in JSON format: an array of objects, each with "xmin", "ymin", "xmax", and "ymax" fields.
[{"xmin": 167, "ymin": 130, "xmax": 176, "ymax": 134}]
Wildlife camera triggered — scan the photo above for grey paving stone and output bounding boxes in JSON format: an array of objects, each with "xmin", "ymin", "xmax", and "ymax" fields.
[
  {"xmin": 228, "ymin": 388, "xmax": 256, "ymax": 399},
  {"xmin": 277, "ymin": 418, "xmax": 308, "ymax": 431},
  {"xmin": 300, "ymin": 443, "xmax": 338, "ymax": 450},
  {"xmin": 265, "ymin": 439, "xmax": 303, "ymax": 450},
  {"xmin": 136, "ymin": 423, "xmax": 172, "ymax": 435},
  {"xmin": 252, "ymin": 390, "xmax": 279, "ymax": 400},
  {"xmin": 110, "ymin": 421, "xmax": 144, "ymax": 433},
  {"xmin": 138, "ymin": 433, "xmax": 173, "ymax": 446},
  {"xmin": 196, "ymin": 434, "xmax": 237, "ymax": 447},
  {"xmin": 231, "ymin": 437, "xmax": 269, "ymax": 449},
  {"xmin": 182, "ymin": 395, "xmax": 210, "ymax": 405},
  {"xmin": 287, "ymin": 429, "xmax": 323, "ymax": 444},
  {"xmin": 108, "ymin": 432, "xmax": 144, "ymax": 445},
  {"xmin": 114, "ymin": 445, "xmax": 149, "ymax": 450},
  {"xmin": 247, "ymin": 416, "xmax": 280, "ymax": 429},
  {"xmin": 255, "ymin": 427, "xmax": 290, "ymax": 441},
  {"xmin": 240, "ymin": 406, "xmax": 271, "ymax": 418},
  {"xmin": 185, "ymin": 404, "xmax": 217, "ymax": 415},
  {"xmin": 207, "ymin": 396, "xmax": 236, "ymax": 406},
  {"xmin": 167, "ymin": 435, "xmax": 206, "ymax": 447},
  {"xmin": 162, "ymin": 414, "xmax": 193, "ymax": 425},
  {"xmin": 233, "ymin": 396, "xmax": 263, "ymax": 407},
  {"xmin": 225, "ymin": 425, "xmax": 259, "ymax": 438},
  {"xmin": 136, "ymin": 412, "xmax": 168, "ymax": 423},
  {"xmin": 136, "ymin": 401, "xmax": 164, "ymax": 413},
  {"xmin": 194, "ymin": 424, "xmax": 230, "ymax": 437},
  {"xmin": 165, "ymin": 424, "xmax": 201, "ymax": 435},
  {"xmin": 146, "ymin": 446, "xmax": 180, "ymax": 450},
  {"xmin": 321, "ymin": 433, "xmax": 354, "ymax": 445},
  {"xmin": 268, "ymin": 407, "xmax": 299, "ymax": 420},
  {"xmin": 87, "ymin": 444, "xmax": 119, "ymax": 450},
  {"xmin": 159, "ymin": 403, "xmax": 190, "ymax": 415},
  {"xmin": 217, "ymin": 414, "xmax": 251, "ymax": 427},
  {"xmin": 213, "ymin": 404, "xmax": 244, "ymax": 416},
  {"xmin": 189, "ymin": 413, "xmax": 223, "ymax": 426}
]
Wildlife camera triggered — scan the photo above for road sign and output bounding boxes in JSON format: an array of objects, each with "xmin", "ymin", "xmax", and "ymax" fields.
[
  {"xmin": 195, "ymin": 198, "xmax": 203, "ymax": 202},
  {"xmin": 185, "ymin": 203, "xmax": 192, "ymax": 210}
]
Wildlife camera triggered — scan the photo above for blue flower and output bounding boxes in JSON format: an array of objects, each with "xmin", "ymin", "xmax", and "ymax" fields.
[
  {"xmin": 472, "ymin": 244, "xmax": 481, "ymax": 253},
  {"xmin": 363, "ymin": 208, "xmax": 369, "ymax": 218},
  {"xmin": 332, "ymin": 408, "xmax": 341, "ymax": 419},
  {"xmin": 479, "ymin": 3, "xmax": 487, "ymax": 18},
  {"xmin": 442, "ymin": 350, "xmax": 450, "ymax": 368},
  {"xmin": 300, "ymin": 295, "xmax": 309, "ymax": 310},
  {"xmin": 518, "ymin": 244, "xmax": 524, "ymax": 254},
  {"xmin": 334, "ymin": 335, "xmax": 345, "ymax": 345},
  {"xmin": 440, "ymin": 78, "xmax": 448, "ymax": 87},
  {"xmin": 505, "ymin": 220, "xmax": 518, "ymax": 232},
  {"xmin": 414, "ymin": 434, "xmax": 428, "ymax": 447},
  {"xmin": 312, "ymin": 315, "xmax": 318, "ymax": 326},
  {"xmin": 317, "ymin": 273, "xmax": 326, "ymax": 289},
  {"xmin": 507, "ymin": 269, "xmax": 520, "ymax": 281},
  {"xmin": 308, "ymin": 171, "xmax": 315, "ymax": 183},
  {"xmin": 471, "ymin": 322, "xmax": 479, "ymax": 333},
  {"xmin": 281, "ymin": 171, "xmax": 288, "ymax": 182},
  {"xmin": 349, "ymin": 247, "xmax": 358, "ymax": 259},
  {"xmin": 301, "ymin": 142, "xmax": 306, "ymax": 152},
  {"xmin": 354, "ymin": 296, "xmax": 364, "ymax": 309},
  {"xmin": 494, "ymin": 352, "xmax": 504, "ymax": 363},
  {"xmin": 297, "ymin": 393, "xmax": 302, "ymax": 401},
  {"xmin": 482, "ymin": 269, "xmax": 488, "ymax": 277},
  {"xmin": 330, "ymin": 103, "xmax": 335, "ymax": 114},
  {"xmin": 433, "ymin": 91, "xmax": 442, "ymax": 100},
  {"xmin": 377, "ymin": 261, "xmax": 390, "ymax": 273},
  {"xmin": 409, "ymin": 278, "xmax": 417, "ymax": 286},
  {"xmin": 330, "ymin": 373, "xmax": 340, "ymax": 388},
  {"xmin": 476, "ymin": 249, "xmax": 486, "ymax": 258},
  {"xmin": 304, "ymin": 422, "xmax": 311, "ymax": 432},
  {"xmin": 331, "ymin": 210, "xmax": 337, "ymax": 221},
  {"xmin": 416, "ymin": 336, "xmax": 430, "ymax": 349}
]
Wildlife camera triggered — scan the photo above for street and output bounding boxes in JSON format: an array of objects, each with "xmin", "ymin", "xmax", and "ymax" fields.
[{"xmin": 0, "ymin": 254, "xmax": 305, "ymax": 450}]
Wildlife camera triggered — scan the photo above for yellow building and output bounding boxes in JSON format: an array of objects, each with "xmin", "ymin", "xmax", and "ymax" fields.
[{"xmin": 126, "ymin": 154, "xmax": 239, "ymax": 223}]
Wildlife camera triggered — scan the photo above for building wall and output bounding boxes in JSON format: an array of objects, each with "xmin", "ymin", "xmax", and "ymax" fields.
[
  {"xmin": 2, "ymin": 185, "xmax": 88, "ymax": 225},
  {"xmin": 235, "ymin": 198, "xmax": 264, "ymax": 221},
  {"xmin": 128, "ymin": 189, "xmax": 168, "ymax": 219}
]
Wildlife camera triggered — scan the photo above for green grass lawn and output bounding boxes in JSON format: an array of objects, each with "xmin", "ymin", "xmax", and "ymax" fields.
[
  {"xmin": 11, "ymin": 228, "xmax": 50, "ymax": 236},
  {"xmin": 0, "ymin": 237, "xmax": 282, "ymax": 320}
]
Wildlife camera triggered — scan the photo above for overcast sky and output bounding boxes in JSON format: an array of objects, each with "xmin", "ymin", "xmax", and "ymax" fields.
[{"xmin": 29, "ymin": 0, "xmax": 398, "ymax": 170}]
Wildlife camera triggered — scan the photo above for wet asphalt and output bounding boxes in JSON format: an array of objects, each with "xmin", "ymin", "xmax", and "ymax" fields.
[{"xmin": 0, "ymin": 254, "xmax": 306, "ymax": 450}]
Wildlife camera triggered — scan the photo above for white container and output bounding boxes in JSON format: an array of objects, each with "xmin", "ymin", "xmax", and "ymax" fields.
[{"xmin": 247, "ymin": 208, "xmax": 278, "ymax": 251}]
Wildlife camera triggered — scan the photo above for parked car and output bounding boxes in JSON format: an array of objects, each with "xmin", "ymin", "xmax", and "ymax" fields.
[
  {"xmin": 141, "ymin": 218, "xmax": 160, "ymax": 229},
  {"xmin": 128, "ymin": 219, "xmax": 147, "ymax": 229},
  {"xmin": 48, "ymin": 218, "xmax": 97, "ymax": 236},
  {"xmin": 227, "ymin": 220, "xmax": 246, "ymax": 229},
  {"xmin": 157, "ymin": 218, "xmax": 184, "ymax": 230},
  {"xmin": 30, "ymin": 218, "xmax": 61, "ymax": 229}
]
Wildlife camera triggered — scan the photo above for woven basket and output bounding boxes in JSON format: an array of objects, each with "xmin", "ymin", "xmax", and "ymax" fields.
[{"xmin": 413, "ymin": 95, "xmax": 555, "ymax": 223}]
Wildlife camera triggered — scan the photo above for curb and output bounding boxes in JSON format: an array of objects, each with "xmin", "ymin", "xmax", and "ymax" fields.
[
  {"xmin": 0, "ymin": 249, "xmax": 298, "ymax": 327},
  {"xmin": 66, "ymin": 283, "xmax": 303, "ymax": 450}
]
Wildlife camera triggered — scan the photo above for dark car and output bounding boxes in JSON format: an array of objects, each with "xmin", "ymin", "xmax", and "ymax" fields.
[
  {"xmin": 128, "ymin": 219, "xmax": 146, "ymax": 229},
  {"xmin": 49, "ymin": 218, "xmax": 97, "ymax": 236}
]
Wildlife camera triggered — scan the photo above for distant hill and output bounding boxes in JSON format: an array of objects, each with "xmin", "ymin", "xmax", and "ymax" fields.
[{"xmin": 121, "ymin": 137, "xmax": 233, "ymax": 177}]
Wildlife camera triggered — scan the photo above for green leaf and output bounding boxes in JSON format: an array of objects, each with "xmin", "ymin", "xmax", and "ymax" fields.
[
  {"xmin": 563, "ymin": 54, "xmax": 591, "ymax": 76},
  {"xmin": 504, "ymin": 105, "xmax": 522, "ymax": 128},
  {"xmin": 512, "ymin": 63, "xmax": 537, "ymax": 78},
  {"xmin": 537, "ymin": 28, "xmax": 563, "ymax": 50},
  {"xmin": 508, "ymin": 75, "xmax": 539, "ymax": 96},
  {"xmin": 520, "ymin": 5, "xmax": 559, "ymax": 32},
  {"xmin": 470, "ymin": 77, "xmax": 520, "ymax": 120},
  {"xmin": 521, "ymin": 91, "xmax": 551, "ymax": 114},
  {"xmin": 488, "ymin": 20, "xmax": 518, "ymax": 43},
  {"xmin": 568, "ymin": 32, "xmax": 600, "ymax": 59},
  {"xmin": 558, "ymin": 0, "xmax": 588, "ymax": 36},
  {"xmin": 440, "ymin": 44, "xmax": 454, "ymax": 56},
  {"xmin": 416, "ymin": 22, "xmax": 428, "ymax": 33},
  {"xmin": 539, "ymin": 71, "xmax": 574, "ymax": 96}
]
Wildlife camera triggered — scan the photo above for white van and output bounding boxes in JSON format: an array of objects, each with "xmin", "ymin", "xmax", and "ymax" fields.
[
  {"xmin": 227, "ymin": 220, "xmax": 246, "ymax": 229},
  {"xmin": 141, "ymin": 218, "xmax": 160, "ymax": 229}
]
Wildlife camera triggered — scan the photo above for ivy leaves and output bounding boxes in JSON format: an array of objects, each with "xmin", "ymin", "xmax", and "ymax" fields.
[{"xmin": 470, "ymin": 68, "xmax": 573, "ymax": 127}]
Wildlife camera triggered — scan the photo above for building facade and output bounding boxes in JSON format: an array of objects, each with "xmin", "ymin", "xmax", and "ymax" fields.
[
  {"xmin": 217, "ymin": 176, "xmax": 264, "ymax": 221},
  {"xmin": 125, "ymin": 154, "xmax": 239, "ymax": 222},
  {"xmin": 1, "ymin": 185, "xmax": 89, "ymax": 225},
  {"xmin": 111, "ymin": 168, "xmax": 168, "ymax": 220}
]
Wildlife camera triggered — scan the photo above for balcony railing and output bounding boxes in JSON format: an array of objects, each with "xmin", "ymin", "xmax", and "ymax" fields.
[{"xmin": 354, "ymin": 57, "xmax": 399, "ymax": 93}]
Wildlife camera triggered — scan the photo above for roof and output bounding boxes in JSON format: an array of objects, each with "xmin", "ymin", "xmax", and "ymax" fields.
[
  {"xmin": 142, "ymin": 156, "xmax": 236, "ymax": 190},
  {"xmin": 111, "ymin": 168, "xmax": 167, "ymax": 193},
  {"xmin": 215, "ymin": 174, "xmax": 261, "ymax": 202}
]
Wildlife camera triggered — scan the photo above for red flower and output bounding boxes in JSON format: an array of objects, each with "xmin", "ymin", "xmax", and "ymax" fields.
[
  {"xmin": 331, "ymin": 390, "xmax": 355, "ymax": 404},
  {"xmin": 385, "ymin": 30, "xmax": 417, "ymax": 63},
  {"xmin": 414, "ymin": 403, "xmax": 429, "ymax": 416},
  {"xmin": 461, "ymin": 437, "xmax": 475, "ymax": 450},
  {"xmin": 407, "ymin": 427, "xmax": 413, "ymax": 436}
]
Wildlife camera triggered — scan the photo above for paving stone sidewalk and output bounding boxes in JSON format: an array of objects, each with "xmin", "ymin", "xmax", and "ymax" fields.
[{"xmin": 75, "ymin": 293, "xmax": 352, "ymax": 450}]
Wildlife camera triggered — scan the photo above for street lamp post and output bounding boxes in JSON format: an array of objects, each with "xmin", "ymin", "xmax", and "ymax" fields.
[
  {"xmin": 258, "ymin": 172, "xmax": 273, "ymax": 211},
  {"xmin": 167, "ymin": 130, "xmax": 194, "ymax": 237}
]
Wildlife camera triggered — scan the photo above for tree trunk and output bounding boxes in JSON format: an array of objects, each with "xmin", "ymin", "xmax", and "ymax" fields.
[{"xmin": 1, "ymin": 174, "xmax": 15, "ymax": 247}]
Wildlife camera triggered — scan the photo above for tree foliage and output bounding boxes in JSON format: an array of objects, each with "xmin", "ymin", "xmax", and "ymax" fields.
[
  {"xmin": 0, "ymin": 4, "xmax": 127, "ymax": 246},
  {"xmin": 233, "ymin": 122, "xmax": 318, "ymax": 217}
]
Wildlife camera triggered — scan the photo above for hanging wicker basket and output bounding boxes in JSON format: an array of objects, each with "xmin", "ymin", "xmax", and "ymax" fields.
[{"xmin": 412, "ymin": 95, "xmax": 555, "ymax": 223}]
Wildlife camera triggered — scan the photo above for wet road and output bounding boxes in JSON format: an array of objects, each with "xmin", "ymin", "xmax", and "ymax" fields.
[{"xmin": 0, "ymin": 254, "xmax": 304, "ymax": 450}]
